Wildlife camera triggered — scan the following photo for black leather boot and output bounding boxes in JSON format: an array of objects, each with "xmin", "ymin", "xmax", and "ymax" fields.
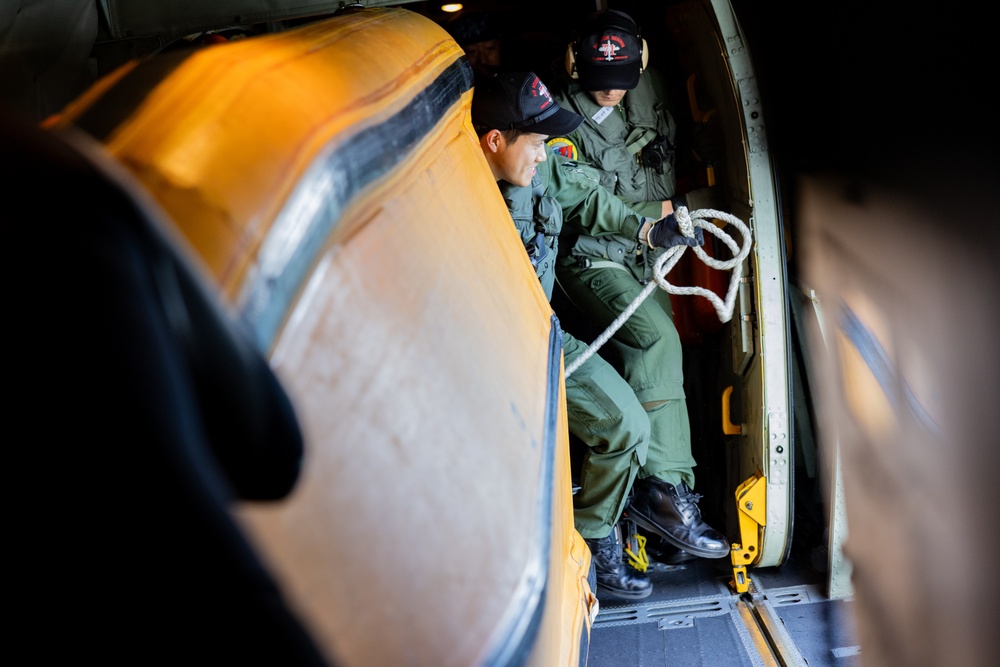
[
  {"xmin": 625, "ymin": 478, "xmax": 730, "ymax": 559},
  {"xmin": 647, "ymin": 537, "xmax": 697, "ymax": 566},
  {"xmin": 585, "ymin": 529, "xmax": 652, "ymax": 600}
]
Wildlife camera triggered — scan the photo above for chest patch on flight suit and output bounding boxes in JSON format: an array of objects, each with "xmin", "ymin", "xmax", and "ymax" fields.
[
  {"xmin": 591, "ymin": 106, "xmax": 614, "ymax": 124},
  {"xmin": 547, "ymin": 137, "xmax": 578, "ymax": 160}
]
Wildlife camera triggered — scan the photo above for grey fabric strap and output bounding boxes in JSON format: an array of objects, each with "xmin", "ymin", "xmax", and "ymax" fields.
[{"xmin": 625, "ymin": 127, "xmax": 658, "ymax": 155}]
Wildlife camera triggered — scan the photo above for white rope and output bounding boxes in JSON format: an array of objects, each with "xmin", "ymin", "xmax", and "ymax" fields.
[{"xmin": 564, "ymin": 207, "xmax": 752, "ymax": 378}]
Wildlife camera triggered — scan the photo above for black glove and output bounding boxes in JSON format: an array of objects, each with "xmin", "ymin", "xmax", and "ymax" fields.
[
  {"xmin": 647, "ymin": 214, "xmax": 704, "ymax": 249},
  {"xmin": 672, "ymin": 185, "xmax": 722, "ymax": 213}
]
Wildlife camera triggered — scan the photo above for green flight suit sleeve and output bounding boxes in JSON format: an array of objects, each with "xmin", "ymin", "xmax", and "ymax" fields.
[
  {"xmin": 538, "ymin": 147, "xmax": 645, "ymax": 240},
  {"xmin": 621, "ymin": 197, "xmax": 663, "ymax": 219}
]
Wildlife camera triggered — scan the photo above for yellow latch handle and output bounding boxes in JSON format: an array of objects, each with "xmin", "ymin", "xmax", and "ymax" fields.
[
  {"xmin": 686, "ymin": 73, "xmax": 716, "ymax": 125},
  {"xmin": 722, "ymin": 386, "xmax": 742, "ymax": 435}
]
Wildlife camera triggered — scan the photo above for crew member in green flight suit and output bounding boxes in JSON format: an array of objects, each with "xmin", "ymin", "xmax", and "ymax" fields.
[
  {"xmin": 471, "ymin": 71, "xmax": 729, "ymax": 600},
  {"xmin": 547, "ymin": 8, "xmax": 719, "ymax": 219},
  {"xmin": 539, "ymin": 10, "xmax": 733, "ymax": 567}
]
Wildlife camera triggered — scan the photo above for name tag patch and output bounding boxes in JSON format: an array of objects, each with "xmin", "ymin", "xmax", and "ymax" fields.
[{"xmin": 591, "ymin": 106, "xmax": 614, "ymax": 124}]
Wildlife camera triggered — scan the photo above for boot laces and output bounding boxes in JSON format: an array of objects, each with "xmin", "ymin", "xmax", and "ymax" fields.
[
  {"xmin": 590, "ymin": 532, "xmax": 623, "ymax": 561},
  {"xmin": 675, "ymin": 485, "xmax": 704, "ymax": 523}
]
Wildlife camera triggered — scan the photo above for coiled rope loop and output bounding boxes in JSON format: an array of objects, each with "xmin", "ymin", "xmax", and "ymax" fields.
[{"xmin": 564, "ymin": 207, "xmax": 752, "ymax": 378}]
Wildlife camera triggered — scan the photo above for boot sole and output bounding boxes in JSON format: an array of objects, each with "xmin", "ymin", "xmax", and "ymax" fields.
[
  {"xmin": 626, "ymin": 507, "xmax": 730, "ymax": 560},
  {"xmin": 596, "ymin": 582, "xmax": 653, "ymax": 600}
]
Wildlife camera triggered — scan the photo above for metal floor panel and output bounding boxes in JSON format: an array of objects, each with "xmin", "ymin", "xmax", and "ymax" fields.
[
  {"xmin": 589, "ymin": 610, "xmax": 764, "ymax": 667},
  {"xmin": 762, "ymin": 585, "xmax": 860, "ymax": 667},
  {"xmin": 588, "ymin": 551, "xmax": 859, "ymax": 666},
  {"xmin": 588, "ymin": 560, "xmax": 759, "ymax": 666}
]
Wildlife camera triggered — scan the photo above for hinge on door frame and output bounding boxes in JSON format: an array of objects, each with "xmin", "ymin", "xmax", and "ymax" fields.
[{"xmin": 730, "ymin": 471, "xmax": 767, "ymax": 593}]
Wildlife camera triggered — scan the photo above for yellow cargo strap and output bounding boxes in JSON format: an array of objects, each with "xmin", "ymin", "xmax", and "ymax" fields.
[{"xmin": 624, "ymin": 532, "xmax": 649, "ymax": 573}]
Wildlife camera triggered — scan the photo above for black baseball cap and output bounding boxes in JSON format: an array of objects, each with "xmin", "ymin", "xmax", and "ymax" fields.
[
  {"xmin": 471, "ymin": 71, "xmax": 583, "ymax": 136},
  {"xmin": 575, "ymin": 10, "xmax": 643, "ymax": 91}
]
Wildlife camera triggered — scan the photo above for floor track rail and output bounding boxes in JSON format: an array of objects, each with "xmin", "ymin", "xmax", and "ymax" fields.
[{"xmin": 736, "ymin": 588, "xmax": 809, "ymax": 667}]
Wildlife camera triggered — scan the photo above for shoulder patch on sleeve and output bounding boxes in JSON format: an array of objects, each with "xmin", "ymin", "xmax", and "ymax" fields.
[{"xmin": 546, "ymin": 137, "xmax": 578, "ymax": 160}]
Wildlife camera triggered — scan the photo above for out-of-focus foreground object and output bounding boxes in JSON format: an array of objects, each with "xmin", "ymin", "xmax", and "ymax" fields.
[{"xmin": 44, "ymin": 7, "xmax": 593, "ymax": 667}]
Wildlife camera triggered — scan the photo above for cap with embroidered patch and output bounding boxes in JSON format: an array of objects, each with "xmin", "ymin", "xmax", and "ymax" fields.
[
  {"xmin": 575, "ymin": 11, "xmax": 642, "ymax": 91},
  {"xmin": 472, "ymin": 71, "xmax": 583, "ymax": 136}
]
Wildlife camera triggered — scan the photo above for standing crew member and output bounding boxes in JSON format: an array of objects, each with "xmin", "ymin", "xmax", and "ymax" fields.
[
  {"xmin": 545, "ymin": 12, "xmax": 733, "ymax": 563},
  {"xmin": 548, "ymin": 9, "xmax": 718, "ymax": 219}
]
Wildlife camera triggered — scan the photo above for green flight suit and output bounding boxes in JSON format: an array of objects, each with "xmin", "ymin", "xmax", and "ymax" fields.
[
  {"xmin": 548, "ymin": 68, "xmax": 697, "ymax": 490},
  {"xmin": 500, "ymin": 149, "xmax": 650, "ymax": 539},
  {"xmin": 499, "ymin": 147, "xmax": 696, "ymax": 537},
  {"xmin": 556, "ymin": 256, "xmax": 696, "ymax": 491},
  {"xmin": 550, "ymin": 69, "xmax": 678, "ymax": 219}
]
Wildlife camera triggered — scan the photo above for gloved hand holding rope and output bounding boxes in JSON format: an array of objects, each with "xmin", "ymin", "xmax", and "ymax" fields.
[
  {"xmin": 645, "ymin": 212, "xmax": 705, "ymax": 249},
  {"xmin": 565, "ymin": 207, "xmax": 753, "ymax": 378}
]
